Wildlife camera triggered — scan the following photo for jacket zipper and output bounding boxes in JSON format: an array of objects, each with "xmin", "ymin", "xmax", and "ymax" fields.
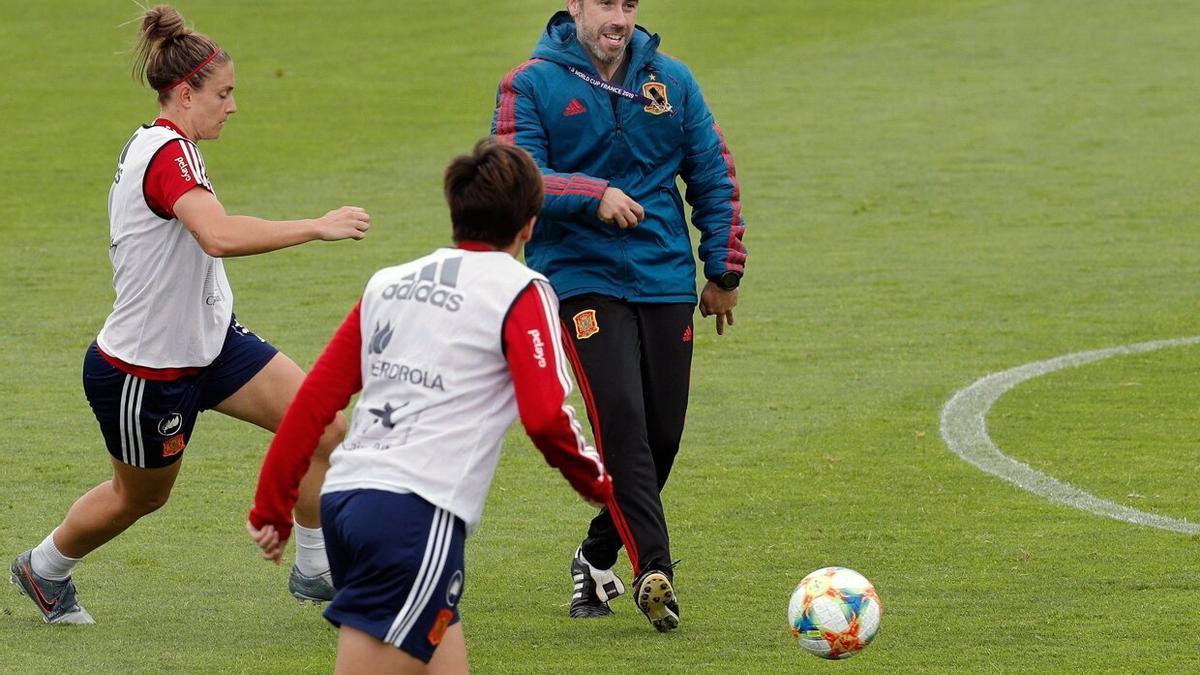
[{"xmin": 607, "ymin": 74, "xmax": 629, "ymax": 299}]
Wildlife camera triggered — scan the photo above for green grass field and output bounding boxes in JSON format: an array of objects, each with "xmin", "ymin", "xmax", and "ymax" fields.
[{"xmin": 3, "ymin": 0, "xmax": 1199, "ymax": 672}]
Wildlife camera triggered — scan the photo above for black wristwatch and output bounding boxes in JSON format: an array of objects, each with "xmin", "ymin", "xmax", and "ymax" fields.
[{"xmin": 714, "ymin": 271, "xmax": 741, "ymax": 291}]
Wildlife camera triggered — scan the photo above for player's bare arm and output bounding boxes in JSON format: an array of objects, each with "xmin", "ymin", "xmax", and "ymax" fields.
[{"xmin": 175, "ymin": 187, "xmax": 369, "ymax": 257}]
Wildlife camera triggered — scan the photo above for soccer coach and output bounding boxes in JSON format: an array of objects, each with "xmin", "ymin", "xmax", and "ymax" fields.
[{"xmin": 491, "ymin": 0, "xmax": 747, "ymax": 632}]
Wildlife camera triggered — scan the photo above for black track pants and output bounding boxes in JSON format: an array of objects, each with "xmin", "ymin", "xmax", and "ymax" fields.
[{"xmin": 558, "ymin": 294, "xmax": 694, "ymax": 577}]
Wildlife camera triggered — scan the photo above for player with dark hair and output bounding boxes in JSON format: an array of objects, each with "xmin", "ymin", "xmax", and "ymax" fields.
[
  {"xmin": 9, "ymin": 4, "xmax": 369, "ymax": 624},
  {"xmin": 492, "ymin": 0, "xmax": 748, "ymax": 632},
  {"xmin": 247, "ymin": 139, "xmax": 613, "ymax": 673}
]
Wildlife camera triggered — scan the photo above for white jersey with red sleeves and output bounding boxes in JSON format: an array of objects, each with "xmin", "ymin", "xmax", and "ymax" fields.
[
  {"xmin": 320, "ymin": 247, "xmax": 601, "ymax": 532},
  {"xmin": 97, "ymin": 120, "xmax": 232, "ymax": 368}
]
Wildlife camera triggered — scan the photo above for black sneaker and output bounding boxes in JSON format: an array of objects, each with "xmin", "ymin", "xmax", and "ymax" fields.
[
  {"xmin": 569, "ymin": 547, "xmax": 625, "ymax": 618},
  {"xmin": 10, "ymin": 550, "xmax": 95, "ymax": 625},
  {"xmin": 634, "ymin": 569, "xmax": 679, "ymax": 632}
]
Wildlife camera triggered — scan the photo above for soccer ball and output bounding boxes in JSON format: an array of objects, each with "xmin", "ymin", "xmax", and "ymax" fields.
[{"xmin": 788, "ymin": 566, "xmax": 881, "ymax": 659}]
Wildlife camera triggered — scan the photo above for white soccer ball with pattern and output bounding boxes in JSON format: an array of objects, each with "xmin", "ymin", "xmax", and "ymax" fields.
[{"xmin": 788, "ymin": 566, "xmax": 881, "ymax": 659}]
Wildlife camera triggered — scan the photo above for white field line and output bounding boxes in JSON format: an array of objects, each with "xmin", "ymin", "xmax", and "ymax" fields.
[{"xmin": 940, "ymin": 337, "xmax": 1200, "ymax": 535}]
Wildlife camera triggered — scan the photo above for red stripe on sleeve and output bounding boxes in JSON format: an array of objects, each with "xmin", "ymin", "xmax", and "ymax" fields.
[
  {"xmin": 248, "ymin": 300, "xmax": 364, "ymax": 542},
  {"xmin": 712, "ymin": 122, "xmax": 747, "ymax": 271},
  {"xmin": 574, "ymin": 177, "xmax": 609, "ymax": 191},
  {"xmin": 543, "ymin": 174, "xmax": 606, "ymax": 190},
  {"xmin": 495, "ymin": 59, "xmax": 542, "ymax": 145},
  {"xmin": 542, "ymin": 174, "xmax": 608, "ymax": 199},
  {"xmin": 503, "ymin": 281, "xmax": 613, "ymax": 505},
  {"xmin": 544, "ymin": 187, "xmax": 609, "ymax": 199}
]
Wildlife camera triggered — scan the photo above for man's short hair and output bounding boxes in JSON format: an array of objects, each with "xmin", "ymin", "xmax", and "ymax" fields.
[{"xmin": 444, "ymin": 139, "xmax": 544, "ymax": 247}]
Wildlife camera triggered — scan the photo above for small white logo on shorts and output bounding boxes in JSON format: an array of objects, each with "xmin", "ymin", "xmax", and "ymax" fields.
[
  {"xmin": 446, "ymin": 570, "xmax": 464, "ymax": 606},
  {"xmin": 158, "ymin": 413, "xmax": 183, "ymax": 436}
]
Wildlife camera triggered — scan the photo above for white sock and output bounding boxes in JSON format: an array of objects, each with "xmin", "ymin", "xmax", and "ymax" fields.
[
  {"xmin": 293, "ymin": 524, "xmax": 329, "ymax": 577},
  {"xmin": 30, "ymin": 529, "xmax": 81, "ymax": 581}
]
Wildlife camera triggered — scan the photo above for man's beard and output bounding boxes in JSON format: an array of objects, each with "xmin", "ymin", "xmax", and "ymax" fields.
[{"xmin": 581, "ymin": 27, "xmax": 627, "ymax": 67}]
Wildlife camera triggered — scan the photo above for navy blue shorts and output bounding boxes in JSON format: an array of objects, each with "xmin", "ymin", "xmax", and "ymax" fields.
[
  {"xmin": 321, "ymin": 489, "xmax": 466, "ymax": 664},
  {"xmin": 83, "ymin": 315, "xmax": 278, "ymax": 469}
]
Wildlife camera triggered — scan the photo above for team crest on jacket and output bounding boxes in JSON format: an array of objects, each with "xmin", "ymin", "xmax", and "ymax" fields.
[
  {"xmin": 573, "ymin": 309, "xmax": 600, "ymax": 340},
  {"xmin": 641, "ymin": 81, "xmax": 673, "ymax": 115}
]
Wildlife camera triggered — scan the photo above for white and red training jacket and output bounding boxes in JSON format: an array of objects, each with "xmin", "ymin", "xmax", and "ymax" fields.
[{"xmin": 249, "ymin": 243, "xmax": 612, "ymax": 539}]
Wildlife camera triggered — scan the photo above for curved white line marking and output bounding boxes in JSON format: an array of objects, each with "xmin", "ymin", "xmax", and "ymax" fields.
[{"xmin": 940, "ymin": 336, "xmax": 1200, "ymax": 534}]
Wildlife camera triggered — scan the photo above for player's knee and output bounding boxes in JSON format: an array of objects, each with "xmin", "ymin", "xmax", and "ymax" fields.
[
  {"xmin": 120, "ymin": 488, "xmax": 172, "ymax": 518},
  {"xmin": 112, "ymin": 473, "xmax": 174, "ymax": 514}
]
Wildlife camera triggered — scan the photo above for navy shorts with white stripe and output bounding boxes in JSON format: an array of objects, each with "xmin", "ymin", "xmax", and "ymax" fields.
[
  {"xmin": 321, "ymin": 489, "xmax": 465, "ymax": 663},
  {"xmin": 81, "ymin": 314, "xmax": 277, "ymax": 469}
]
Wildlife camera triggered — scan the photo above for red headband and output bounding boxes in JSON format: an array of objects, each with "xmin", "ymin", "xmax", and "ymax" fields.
[{"xmin": 160, "ymin": 49, "xmax": 223, "ymax": 93}]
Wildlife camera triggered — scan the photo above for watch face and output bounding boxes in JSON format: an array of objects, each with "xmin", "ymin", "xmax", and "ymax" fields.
[{"xmin": 718, "ymin": 272, "xmax": 740, "ymax": 290}]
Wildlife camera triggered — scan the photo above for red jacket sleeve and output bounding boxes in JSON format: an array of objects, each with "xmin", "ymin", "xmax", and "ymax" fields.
[
  {"xmin": 248, "ymin": 301, "xmax": 364, "ymax": 542},
  {"xmin": 503, "ymin": 280, "xmax": 613, "ymax": 504}
]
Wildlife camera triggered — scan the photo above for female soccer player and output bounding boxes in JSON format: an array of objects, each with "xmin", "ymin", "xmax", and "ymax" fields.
[
  {"xmin": 246, "ymin": 140, "xmax": 613, "ymax": 673},
  {"xmin": 9, "ymin": 4, "xmax": 369, "ymax": 624}
]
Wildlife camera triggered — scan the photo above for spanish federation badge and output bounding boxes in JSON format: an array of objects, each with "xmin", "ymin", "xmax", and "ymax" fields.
[
  {"xmin": 573, "ymin": 309, "xmax": 600, "ymax": 340},
  {"xmin": 641, "ymin": 81, "xmax": 673, "ymax": 116}
]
